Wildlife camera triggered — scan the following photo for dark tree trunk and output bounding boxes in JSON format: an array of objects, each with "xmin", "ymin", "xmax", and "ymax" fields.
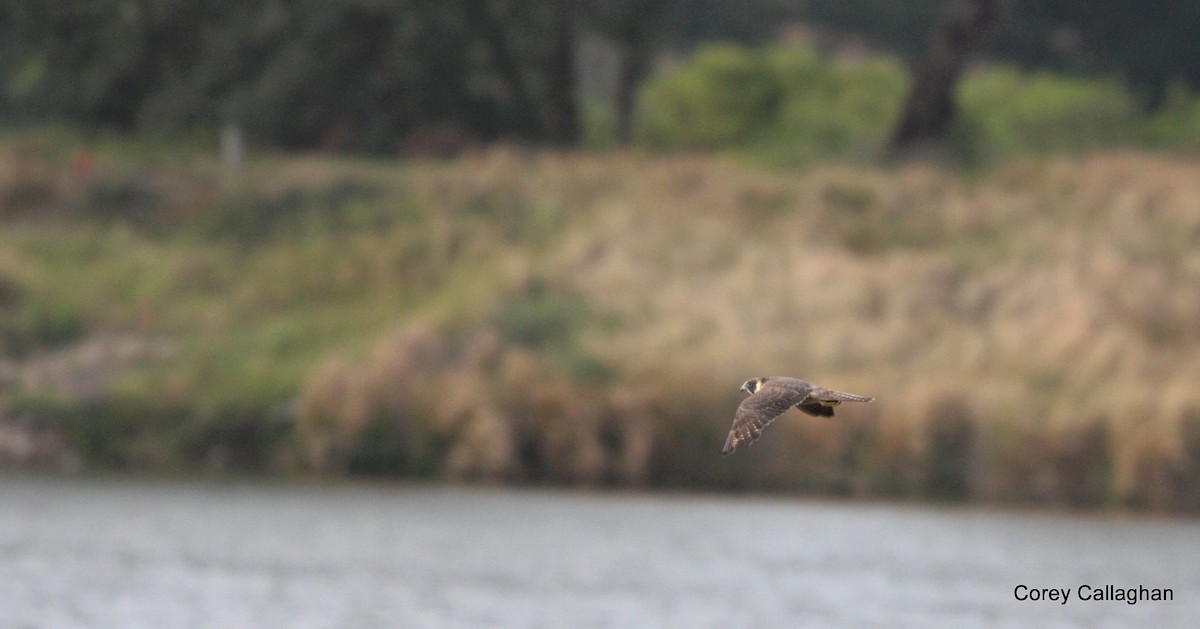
[
  {"xmin": 612, "ymin": 1, "xmax": 669, "ymax": 145},
  {"xmin": 889, "ymin": 0, "xmax": 1010, "ymax": 155},
  {"xmin": 614, "ymin": 33, "xmax": 649, "ymax": 145},
  {"xmin": 463, "ymin": 0, "xmax": 546, "ymax": 140},
  {"xmin": 546, "ymin": 1, "xmax": 580, "ymax": 146}
]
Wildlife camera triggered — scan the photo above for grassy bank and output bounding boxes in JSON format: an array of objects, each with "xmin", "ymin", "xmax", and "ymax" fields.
[{"xmin": 2, "ymin": 132, "xmax": 1199, "ymax": 510}]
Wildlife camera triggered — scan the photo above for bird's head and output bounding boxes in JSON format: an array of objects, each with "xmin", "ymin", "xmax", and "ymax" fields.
[{"xmin": 740, "ymin": 378, "xmax": 763, "ymax": 394}]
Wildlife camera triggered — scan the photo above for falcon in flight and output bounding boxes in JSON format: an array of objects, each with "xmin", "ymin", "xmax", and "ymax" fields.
[{"xmin": 722, "ymin": 377, "xmax": 874, "ymax": 455}]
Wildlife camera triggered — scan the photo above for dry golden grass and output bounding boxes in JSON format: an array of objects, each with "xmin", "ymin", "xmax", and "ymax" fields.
[{"xmin": 301, "ymin": 148, "xmax": 1200, "ymax": 507}]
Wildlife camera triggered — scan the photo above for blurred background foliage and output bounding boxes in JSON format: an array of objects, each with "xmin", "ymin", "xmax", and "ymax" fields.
[
  {"xmin": 4, "ymin": 137, "xmax": 1200, "ymax": 509},
  {"xmin": 2, "ymin": 0, "xmax": 1200, "ymax": 510},
  {"xmin": 640, "ymin": 44, "xmax": 1200, "ymax": 163},
  {"xmin": 4, "ymin": 0, "xmax": 1200, "ymax": 156}
]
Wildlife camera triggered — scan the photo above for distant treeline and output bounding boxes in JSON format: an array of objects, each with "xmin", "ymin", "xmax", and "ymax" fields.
[
  {"xmin": 3, "ymin": 1, "xmax": 1200, "ymax": 153},
  {"xmin": 637, "ymin": 44, "xmax": 1200, "ymax": 164}
]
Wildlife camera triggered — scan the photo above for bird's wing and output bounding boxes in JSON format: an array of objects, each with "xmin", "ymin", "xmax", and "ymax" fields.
[
  {"xmin": 807, "ymin": 386, "xmax": 874, "ymax": 403},
  {"xmin": 722, "ymin": 385, "xmax": 805, "ymax": 455},
  {"xmin": 767, "ymin": 377, "xmax": 816, "ymax": 396}
]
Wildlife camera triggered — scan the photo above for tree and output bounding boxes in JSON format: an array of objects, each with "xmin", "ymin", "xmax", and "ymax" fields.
[
  {"xmin": 1, "ymin": 0, "xmax": 582, "ymax": 152},
  {"xmin": 546, "ymin": 0, "xmax": 581, "ymax": 145},
  {"xmin": 797, "ymin": 1, "xmax": 1200, "ymax": 113},
  {"xmin": 980, "ymin": 1, "xmax": 1200, "ymax": 109},
  {"xmin": 889, "ymin": 0, "xmax": 1011, "ymax": 154},
  {"xmin": 610, "ymin": 1, "xmax": 672, "ymax": 145}
]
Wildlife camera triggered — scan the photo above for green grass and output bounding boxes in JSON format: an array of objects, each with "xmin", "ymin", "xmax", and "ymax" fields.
[{"xmin": 0, "ymin": 141, "xmax": 455, "ymax": 420}]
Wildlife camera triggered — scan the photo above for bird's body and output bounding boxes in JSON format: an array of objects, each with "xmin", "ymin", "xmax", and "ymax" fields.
[{"xmin": 721, "ymin": 377, "xmax": 873, "ymax": 455}]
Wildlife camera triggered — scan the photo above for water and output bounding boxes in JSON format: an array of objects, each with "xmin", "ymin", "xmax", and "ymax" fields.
[{"xmin": 0, "ymin": 477, "xmax": 1195, "ymax": 629}]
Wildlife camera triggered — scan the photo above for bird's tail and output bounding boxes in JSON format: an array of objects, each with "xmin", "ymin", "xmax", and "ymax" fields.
[{"xmin": 814, "ymin": 387, "xmax": 874, "ymax": 403}]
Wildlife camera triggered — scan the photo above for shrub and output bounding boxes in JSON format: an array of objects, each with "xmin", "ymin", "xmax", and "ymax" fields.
[
  {"xmin": 0, "ymin": 276, "xmax": 86, "ymax": 358},
  {"xmin": 766, "ymin": 48, "xmax": 907, "ymax": 163},
  {"xmin": 640, "ymin": 45, "xmax": 785, "ymax": 150},
  {"xmin": 494, "ymin": 284, "xmax": 585, "ymax": 350},
  {"xmin": 957, "ymin": 68, "xmax": 1142, "ymax": 155},
  {"xmin": 1142, "ymin": 83, "xmax": 1200, "ymax": 150},
  {"xmin": 640, "ymin": 44, "xmax": 1200, "ymax": 161},
  {"xmin": 923, "ymin": 396, "xmax": 977, "ymax": 501},
  {"xmin": 296, "ymin": 315, "xmax": 639, "ymax": 485},
  {"xmin": 179, "ymin": 404, "xmax": 295, "ymax": 471},
  {"xmin": 639, "ymin": 44, "xmax": 906, "ymax": 163}
]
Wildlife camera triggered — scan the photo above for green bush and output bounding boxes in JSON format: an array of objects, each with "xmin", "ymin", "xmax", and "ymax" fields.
[
  {"xmin": 0, "ymin": 283, "xmax": 86, "ymax": 358},
  {"xmin": 766, "ymin": 47, "xmax": 907, "ymax": 163},
  {"xmin": 638, "ymin": 43, "xmax": 908, "ymax": 163},
  {"xmin": 1142, "ymin": 83, "xmax": 1200, "ymax": 150},
  {"xmin": 639, "ymin": 43, "xmax": 1200, "ymax": 161},
  {"xmin": 494, "ymin": 286, "xmax": 586, "ymax": 350},
  {"xmin": 957, "ymin": 68, "xmax": 1142, "ymax": 155},
  {"xmin": 639, "ymin": 44, "xmax": 786, "ymax": 150},
  {"xmin": 492, "ymin": 283, "xmax": 611, "ymax": 382},
  {"xmin": 343, "ymin": 414, "xmax": 440, "ymax": 477}
]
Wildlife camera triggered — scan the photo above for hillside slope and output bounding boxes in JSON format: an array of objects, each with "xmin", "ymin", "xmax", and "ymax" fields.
[{"xmin": 2, "ymin": 136, "xmax": 1199, "ymax": 508}]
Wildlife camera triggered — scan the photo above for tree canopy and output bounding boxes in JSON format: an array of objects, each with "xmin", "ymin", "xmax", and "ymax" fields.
[
  {"xmin": 2, "ymin": 0, "xmax": 1198, "ymax": 152},
  {"xmin": 0, "ymin": 0, "xmax": 575, "ymax": 151}
]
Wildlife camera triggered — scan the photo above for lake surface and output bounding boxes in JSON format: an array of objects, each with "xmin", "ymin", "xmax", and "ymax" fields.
[{"xmin": 0, "ymin": 477, "xmax": 1195, "ymax": 628}]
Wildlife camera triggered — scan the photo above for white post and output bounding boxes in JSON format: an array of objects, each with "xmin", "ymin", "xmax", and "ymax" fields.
[{"xmin": 220, "ymin": 123, "xmax": 245, "ymax": 171}]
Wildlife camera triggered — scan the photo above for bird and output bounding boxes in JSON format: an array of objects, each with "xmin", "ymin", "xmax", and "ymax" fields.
[{"xmin": 722, "ymin": 377, "xmax": 873, "ymax": 455}]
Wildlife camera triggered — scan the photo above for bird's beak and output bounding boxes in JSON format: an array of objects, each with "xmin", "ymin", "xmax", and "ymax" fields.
[{"xmin": 739, "ymin": 383, "xmax": 750, "ymax": 393}]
